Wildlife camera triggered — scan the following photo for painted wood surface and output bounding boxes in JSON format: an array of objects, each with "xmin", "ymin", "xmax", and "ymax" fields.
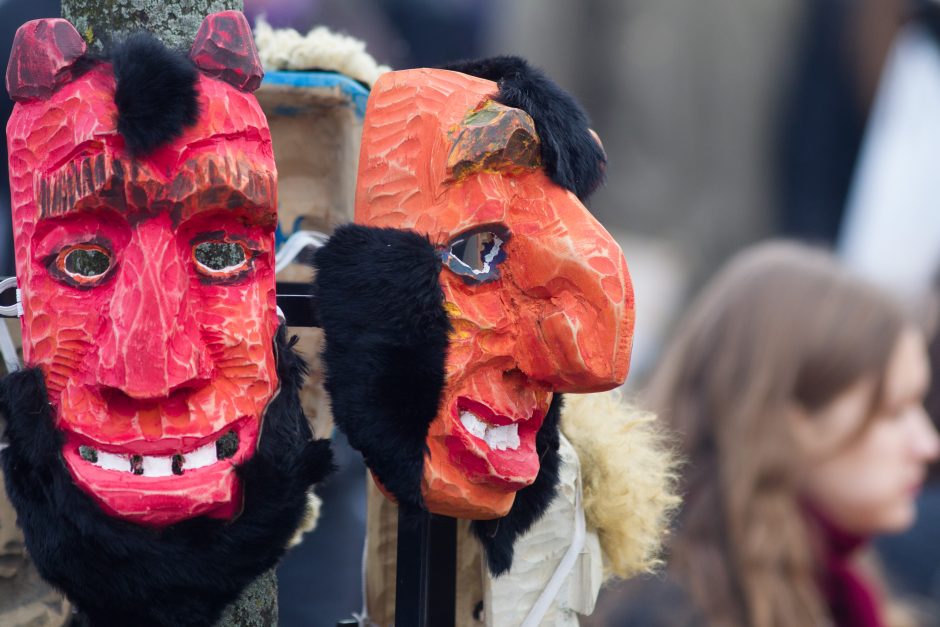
[{"xmin": 355, "ymin": 68, "xmax": 635, "ymax": 518}]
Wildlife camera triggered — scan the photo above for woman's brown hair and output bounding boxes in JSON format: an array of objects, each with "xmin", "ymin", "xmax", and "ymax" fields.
[{"xmin": 647, "ymin": 241, "xmax": 906, "ymax": 627}]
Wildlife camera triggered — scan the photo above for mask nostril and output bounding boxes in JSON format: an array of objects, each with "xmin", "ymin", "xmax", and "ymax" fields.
[
  {"xmin": 502, "ymin": 368, "xmax": 527, "ymax": 385},
  {"xmin": 99, "ymin": 377, "xmax": 210, "ymax": 413}
]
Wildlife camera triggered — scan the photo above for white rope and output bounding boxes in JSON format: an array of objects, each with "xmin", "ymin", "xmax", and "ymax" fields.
[
  {"xmin": 0, "ymin": 276, "xmax": 20, "ymax": 318},
  {"xmin": 0, "ymin": 277, "xmax": 21, "ymax": 373},
  {"xmin": 520, "ymin": 470, "xmax": 587, "ymax": 627},
  {"xmin": 275, "ymin": 230, "xmax": 329, "ymax": 274},
  {"xmin": 351, "ymin": 517, "xmax": 372, "ymax": 627}
]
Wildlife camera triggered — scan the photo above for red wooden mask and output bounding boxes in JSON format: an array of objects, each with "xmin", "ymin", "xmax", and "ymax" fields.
[
  {"xmin": 5, "ymin": 12, "xmax": 278, "ymax": 526},
  {"xmin": 355, "ymin": 69, "xmax": 635, "ymax": 518}
]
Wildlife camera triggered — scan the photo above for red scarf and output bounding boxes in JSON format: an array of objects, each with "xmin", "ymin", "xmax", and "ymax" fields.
[{"xmin": 811, "ymin": 509, "xmax": 884, "ymax": 627}]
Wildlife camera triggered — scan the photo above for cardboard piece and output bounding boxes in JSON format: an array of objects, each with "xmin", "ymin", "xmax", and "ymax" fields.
[{"xmin": 255, "ymin": 71, "xmax": 367, "ymax": 437}]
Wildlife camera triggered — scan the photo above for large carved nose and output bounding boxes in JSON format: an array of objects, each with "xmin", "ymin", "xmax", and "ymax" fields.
[
  {"xmin": 95, "ymin": 221, "xmax": 209, "ymax": 399},
  {"xmin": 512, "ymin": 189, "xmax": 635, "ymax": 393}
]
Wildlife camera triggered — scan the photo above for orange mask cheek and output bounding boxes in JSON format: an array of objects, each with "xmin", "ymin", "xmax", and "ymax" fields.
[
  {"xmin": 417, "ymin": 173, "xmax": 633, "ymax": 518},
  {"xmin": 420, "ymin": 273, "xmax": 552, "ymax": 518}
]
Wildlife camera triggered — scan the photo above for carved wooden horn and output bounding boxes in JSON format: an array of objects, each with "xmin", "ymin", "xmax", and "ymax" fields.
[
  {"xmin": 190, "ymin": 11, "xmax": 264, "ymax": 93},
  {"xmin": 6, "ymin": 19, "xmax": 87, "ymax": 103}
]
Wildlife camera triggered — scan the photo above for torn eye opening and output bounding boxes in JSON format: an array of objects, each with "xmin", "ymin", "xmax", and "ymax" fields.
[
  {"xmin": 192, "ymin": 240, "xmax": 250, "ymax": 278},
  {"xmin": 441, "ymin": 225, "xmax": 510, "ymax": 284},
  {"xmin": 56, "ymin": 243, "xmax": 112, "ymax": 284}
]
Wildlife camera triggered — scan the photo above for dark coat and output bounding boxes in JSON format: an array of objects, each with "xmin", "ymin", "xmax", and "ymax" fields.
[{"xmin": 586, "ymin": 574, "xmax": 707, "ymax": 627}]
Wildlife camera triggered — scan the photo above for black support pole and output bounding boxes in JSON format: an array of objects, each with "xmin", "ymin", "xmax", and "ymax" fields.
[{"xmin": 395, "ymin": 507, "xmax": 457, "ymax": 627}]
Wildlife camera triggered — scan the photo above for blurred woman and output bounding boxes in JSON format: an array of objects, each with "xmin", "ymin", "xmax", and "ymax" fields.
[{"xmin": 608, "ymin": 241, "xmax": 940, "ymax": 627}]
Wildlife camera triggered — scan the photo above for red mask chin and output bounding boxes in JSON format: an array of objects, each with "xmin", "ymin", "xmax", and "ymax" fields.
[
  {"xmin": 356, "ymin": 69, "xmax": 635, "ymax": 519},
  {"xmin": 8, "ymin": 31, "xmax": 279, "ymax": 526},
  {"xmin": 61, "ymin": 418, "xmax": 260, "ymax": 524}
]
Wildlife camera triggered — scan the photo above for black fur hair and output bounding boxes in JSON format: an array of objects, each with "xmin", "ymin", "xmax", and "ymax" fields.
[
  {"xmin": 443, "ymin": 56, "xmax": 606, "ymax": 201},
  {"xmin": 471, "ymin": 394, "xmax": 563, "ymax": 576},
  {"xmin": 0, "ymin": 327, "xmax": 333, "ymax": 627},
  {"xmin": 312, "ymin": 224, "xmax": 450, "ymax": 509},
  {"xmin": 111, "ymin": 32, "xmax": 199, "ymax": 156}
]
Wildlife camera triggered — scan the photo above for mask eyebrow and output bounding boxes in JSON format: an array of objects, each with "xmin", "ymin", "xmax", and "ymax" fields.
[
  {"xmin": 167, "ymin": 151, "xmax": 277, "ymax": 227},
  {"xmin": 34, "ymin": 133, "xmax": 276, "ymax": 225},
  {"xmin": 43, "ymin": 139, "xmax": 108, "ymax": 176},
  {"xmin": 177, "ymin": 129, "xmax": 268, "ymax": 163},
  {"xmin": 38, "ymin": 149, "xmax": 126, "ymax": 219}
]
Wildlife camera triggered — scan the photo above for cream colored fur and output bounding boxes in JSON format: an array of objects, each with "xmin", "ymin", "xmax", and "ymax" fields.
[
  {"xmin": 287, "ymin": 489, "xmax": 323, "ymax": 548},
  {"xmin": 561, "ymin": 390, "xmax": 681, "ymax": 580},
  {"xmin": 254, "ymin": 17, "xmax": 391, "ymax": 86}
]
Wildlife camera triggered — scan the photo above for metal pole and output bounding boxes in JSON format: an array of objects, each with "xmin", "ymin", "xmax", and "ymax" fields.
[{"xmin": 395, "ymin": 507, "xmax": 456, "ymax": 627}]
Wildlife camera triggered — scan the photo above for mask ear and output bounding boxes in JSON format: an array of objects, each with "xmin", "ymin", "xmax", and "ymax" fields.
[
  {"xmin": 6, "ymin": 19, "xmax": 87, "ymax": 103},
  {"xmin": 190, "ymin": 10, "xmax": 263, "ymax": 92}
]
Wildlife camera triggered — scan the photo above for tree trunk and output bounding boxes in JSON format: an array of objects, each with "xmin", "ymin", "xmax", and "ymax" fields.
[
  {"xmin": 61, "ymin": 0, "xmax": 241, "ymax": 53},
  {"xmin": 212, "ymin": 569, "xmax": 279, "ymax": 627},
  {"xmin": 59, "ymin": 1, "xmax": 279, "ymax": 625}
]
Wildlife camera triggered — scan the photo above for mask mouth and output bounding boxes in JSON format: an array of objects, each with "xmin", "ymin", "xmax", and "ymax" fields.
[
  {"xmin": 459, "ymin": 410, "xmax": 521, "ymax": 451},
  {"xmin": 448, "ymin": 396, "xmax": 546, "ymax": 488},
  {"xmin": 457, "ymin": 397, "xmax": 529, "ymax": 452},
  {"xmin": 59, "ymin": 416, "xmax": 260, "ymax": 525},
  {"xmin": 69, "ymin": 425, "xmax": 243, "ymax": 478}
]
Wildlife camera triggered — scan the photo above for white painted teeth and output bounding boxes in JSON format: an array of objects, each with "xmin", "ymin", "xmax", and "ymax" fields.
[
  {"xmin": 485, "ymin": 423, "xmax": 520, "ymax": 451},
  {"xmin": 77, "ymin": 430, "xmax": 238, "ymax": 477},
  {"xmin": 91, "ymin": 449, "xmax": 129, "ymax": 472},
  {"xmin": 141, "ymin": 455, "xmax": 175, "ymax": 477},
  {"xmin": 459, "ymin": 411, "xmax": 521, "ymax": 451},
  {"xmin": 460, "ymin": 411, "xmax": 488, "ymax": 439},
  {"xmin": 186, "ymin": 441, "xmax": 218, "ymax": 470}
]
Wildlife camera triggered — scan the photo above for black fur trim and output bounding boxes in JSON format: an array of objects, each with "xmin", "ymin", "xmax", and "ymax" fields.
[
  {"xmin": 312, "ymin": 224, "xmax": 449, "ymax": 509},
  {"xmin": 0, "ymin": 327, "xmax": 333, "ymax": 627},
  {"xmin": 471, "ymin": 394, "xmax": 563, "ymax": 576},
  {"xmin": 111, "ymin": 32, "xmax": 199, "ymax": 156},
  {"xmin": 442, "ymin": 56, "xmax": 606, "ymax": 201}
]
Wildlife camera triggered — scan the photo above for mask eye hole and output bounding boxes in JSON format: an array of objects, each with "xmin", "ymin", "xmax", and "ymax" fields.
[
  {"xmin": 442, "ymin": 225, "xmax": 510, "ymax": 283},
  {"xmin": 193, "ymin": 241, "xmax": 249, "ymax": 278},
  {"xmin": 56, "ymin": 244, "xmax": 112, "ymax": 284}
]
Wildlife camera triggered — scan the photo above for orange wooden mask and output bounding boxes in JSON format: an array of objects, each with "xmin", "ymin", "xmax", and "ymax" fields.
[{"xmin": 355, "ymin": 68, "xmax": 635, "ymax": 518}]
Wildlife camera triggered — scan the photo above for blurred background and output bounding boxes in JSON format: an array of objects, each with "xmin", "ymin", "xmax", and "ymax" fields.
[{"xmin": 2, "ymin": 0, "xmax": 940, "ymax": 625}]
